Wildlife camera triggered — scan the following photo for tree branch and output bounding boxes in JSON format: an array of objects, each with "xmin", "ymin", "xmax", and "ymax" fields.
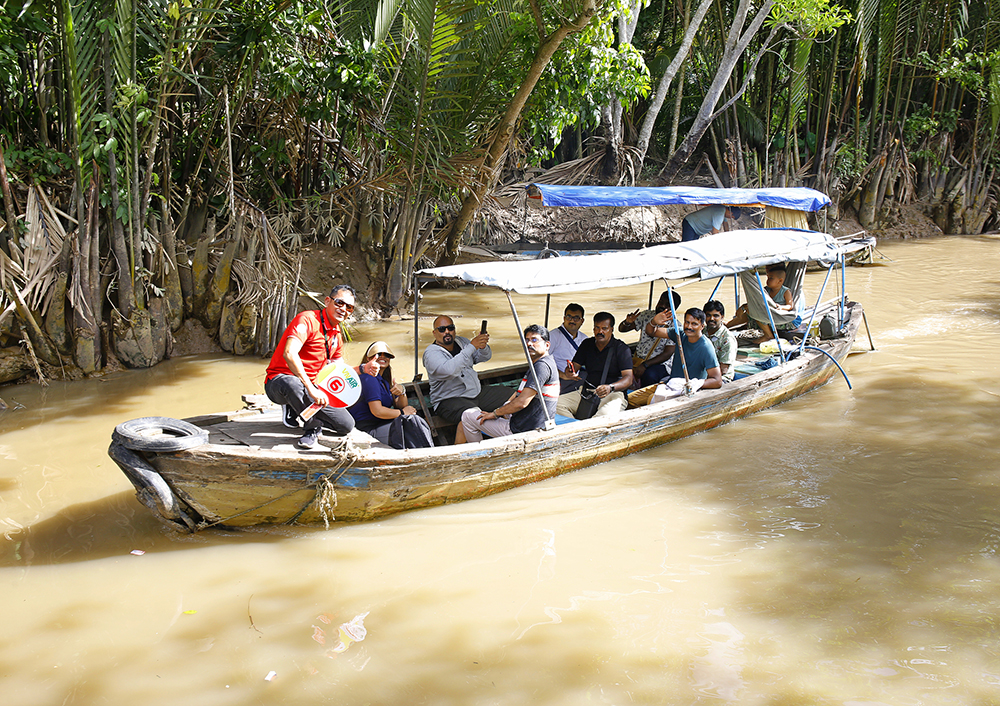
[{"xmin": 529, "ymin": 0, "xmax": 546, "ymax": 41}]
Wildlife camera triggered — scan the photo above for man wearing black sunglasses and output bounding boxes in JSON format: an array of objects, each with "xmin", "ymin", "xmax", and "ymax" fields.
[
  {"xmin": 265, "ymin": 284, "xmax": 357, "ymax": 449},
  {"xmin": 422, "ymin": 315, "xmax": 511, "ymax": 426}
]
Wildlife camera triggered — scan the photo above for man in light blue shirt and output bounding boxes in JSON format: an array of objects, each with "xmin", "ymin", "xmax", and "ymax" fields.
[
  {"xmin": 549, "ymin": 303, "xmax": 588, "ymax": 393},
  {"xmin": 681, "ymin": 206, "xmax": 741, "ymax": 242}
]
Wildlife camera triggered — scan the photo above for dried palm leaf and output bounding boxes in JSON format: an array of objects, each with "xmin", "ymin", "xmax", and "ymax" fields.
[{"xmin": 21, "ymin": 186, "xmax": 68, "ymax": 314}]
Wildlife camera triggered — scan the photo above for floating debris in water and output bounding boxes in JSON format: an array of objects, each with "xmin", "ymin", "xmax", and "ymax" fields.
[
  {"xmin": 264, "ymin": 671, "xmax": 277, "ymax": 681},
  {"xmin": 331, "ymin": 612, "xmax": 370, "ymax": 654}
]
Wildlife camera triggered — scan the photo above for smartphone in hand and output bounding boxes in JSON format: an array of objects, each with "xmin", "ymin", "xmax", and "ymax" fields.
[{"xmin": 481, "ymin": 320, "xmax": 488, "ymax": 334}]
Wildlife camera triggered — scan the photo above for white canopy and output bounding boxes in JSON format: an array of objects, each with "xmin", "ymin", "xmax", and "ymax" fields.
[{"xmin": 418, "ymin": 229, "xmax": 845, "ymax": 295}]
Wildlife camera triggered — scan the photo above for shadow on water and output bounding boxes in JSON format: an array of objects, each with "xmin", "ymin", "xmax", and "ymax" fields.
[
  {"xmin": 0, "ymin": 353, "xmax": 256, "ymax": 435},
  {"xmin": 653, "ymin": 365, "xmax": 1000, "ymax": 693},
  {"xmin": 0, "ymin": 490, "xmax": 306, "ymax": 568}
]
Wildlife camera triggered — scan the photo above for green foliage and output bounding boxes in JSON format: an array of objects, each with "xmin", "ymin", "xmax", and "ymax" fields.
[
  {"xmin": 0, "ymin": 1, "xmax": 51, "ymax": 91},
  {"xmin": 917, "ymin": 39, "xmax": 1000, "ymax": 104},
  {"xmin": 770, "ymin": 0, "xmax": 852, "ymax": 37},
  {"xmin": 1, "ymin": 142, "xmax": 73, "ymax": 181},
  {"xmin": 517, "ymin": 7, "xmax": 650, "ymax": 162},
  {"xmin": 834, "ymin": 140, "xmax": 867, "ymax": 180},
  {"xmin": 912, "ymin": 25, "xmax": 1000, "ymax": 137},
  {"xmin": 903, "ymin": 105, "xmax": 959, "ymax": 149}
]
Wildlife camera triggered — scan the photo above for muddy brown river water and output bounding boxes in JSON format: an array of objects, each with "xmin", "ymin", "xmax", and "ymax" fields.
[{"xmin": 2, "ymin": 236, "xmax": 1000, "ymax": 705}]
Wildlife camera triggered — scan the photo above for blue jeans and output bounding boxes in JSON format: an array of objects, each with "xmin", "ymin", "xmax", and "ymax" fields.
[
  {"xmin": 264, "ymin": 374, "xmax": 355, "ymax": 435},
  {"xmin": 641, "ymin": 362, "xmax": 669, "ymax": 387}
]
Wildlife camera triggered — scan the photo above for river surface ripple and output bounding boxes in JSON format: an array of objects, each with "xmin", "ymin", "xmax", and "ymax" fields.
[{"xmin": 1, "ymin": 236, "xmax": 999, "ymax": 705}]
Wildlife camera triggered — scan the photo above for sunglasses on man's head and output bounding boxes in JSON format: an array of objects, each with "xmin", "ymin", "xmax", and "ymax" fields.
[
  {"xmin": 332, "ymin": 298, "xmax": 354, "ymax": 313},
  {"xmin": 436, "ymin": 324, "xmax": 456, "ymax": 332}
]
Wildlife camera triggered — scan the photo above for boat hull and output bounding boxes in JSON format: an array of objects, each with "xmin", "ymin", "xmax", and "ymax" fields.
[{"xmin": 109, "ymin": 303, "xmax": 865, "ymax": 531}]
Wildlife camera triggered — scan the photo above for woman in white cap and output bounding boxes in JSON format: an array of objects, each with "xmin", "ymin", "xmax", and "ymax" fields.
[{"xmin": 348, "ymin": 341, "xmax": 433, "ymax": 448}]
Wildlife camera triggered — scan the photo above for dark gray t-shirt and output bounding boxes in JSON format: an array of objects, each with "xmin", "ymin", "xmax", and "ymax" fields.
[{"xmin": 510, "ymin": 355, "xmax": 560, "ymax": 434}]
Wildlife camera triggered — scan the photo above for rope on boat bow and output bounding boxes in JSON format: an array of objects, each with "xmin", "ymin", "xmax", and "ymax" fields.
[{"xmin": 194, "ymin": 437, "xmax": 359, "ymax": 530}]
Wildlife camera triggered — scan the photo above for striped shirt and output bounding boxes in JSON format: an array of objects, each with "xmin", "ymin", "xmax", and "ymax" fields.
[{"xmin": 510, "ymin": 355, "xmax": 560, "ymax": 433}]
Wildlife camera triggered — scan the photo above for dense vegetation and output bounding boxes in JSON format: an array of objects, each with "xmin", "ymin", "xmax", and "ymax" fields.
[{"xmin": 1, "ymin": 0, "xmax": 998, "ymax": 381}]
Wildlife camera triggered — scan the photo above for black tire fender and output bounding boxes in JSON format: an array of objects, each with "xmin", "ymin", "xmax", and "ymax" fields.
[{"xmin": 112, "ymin": 416, "xmax": 209, "ymax": 452}]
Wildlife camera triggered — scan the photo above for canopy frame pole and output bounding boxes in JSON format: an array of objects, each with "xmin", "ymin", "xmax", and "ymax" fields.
[
  {"xmin": 544, "ymin": 294, "xmax": 551, "ymax": 329},
  {"xmin": 754, "ymin": 270, "xmax": 787, "ymax": 364},
  {"xmin": 505, "ymin": 291, "xmax": 555, "ymax": 430},
  {"xmin": 840, "ymin": 251, "xmax": 847, "ymax": 326},
  {"xmin": 648, "ymin": 281, "xmax": 654, "ymax": 309},
  {"xmin": 733, "ymin": 274, "xmax": 741, "ymax": 310},
  {"xmin": 413, "ymin": 277, "xmax": 422, "ymax": 379},
  {"xmin": 663, "ymin": 279, "xmax": 692, "ymax": 395},
  {"xmin": 796, "ymin": 261, "xmax": 836, "ymax": 355},
  {"xmin": 708, "ymin": 276, "xmax": 723, "ymax": 302}
]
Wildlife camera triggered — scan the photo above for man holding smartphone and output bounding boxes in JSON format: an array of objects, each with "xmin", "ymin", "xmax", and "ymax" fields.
[{"xmin": 422, "ymin": 315, "xmax": 511, "ymax": 425}]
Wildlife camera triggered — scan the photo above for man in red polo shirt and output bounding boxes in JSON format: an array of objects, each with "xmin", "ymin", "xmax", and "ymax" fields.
[{"xmin": 264, "ymin": 284, "xmax": 357, "ymax": 449}]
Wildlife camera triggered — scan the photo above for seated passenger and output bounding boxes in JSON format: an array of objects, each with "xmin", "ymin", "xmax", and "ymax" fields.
[
  {"xmin": 349, "ymin": 342, "xmax": 433, "ymax": 449},
  {"xmin": 556, "ymin": 312, "xmax": 634, "ymax": 419},
  {"xmin": 422, "ymin": 315, "xmax": 511, "ymax": 424},
  {"xmin": 628, "ymin": 308, "xmax": 723, "ymax": 406},
  {"xmin": 703, "ymin": 300, "xmax": 737, "ymax": 383},
  {"xmin": 458, "ymin": 325, "xmax": 559, "ymax": 443},
  {"xmin": 619, "ymin": 290, "xmax": 681, "ymax": 388},
  {"xmin": 727, "ymin": 265, "xmax": 799, "ymax": 342},
  {"xmin": 549, "ymin": 303, "xmax": 588, "ymax": 393}
]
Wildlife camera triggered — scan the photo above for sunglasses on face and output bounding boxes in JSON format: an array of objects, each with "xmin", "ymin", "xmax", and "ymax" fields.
[
  {"xmin": 436, "ymin": 325, "xmax": 456, "ymax": 333},
  {"xmin": 332, "ymin": 298, "xmax": 355, "ymax": 313},
  {"xmin": 564, "ymin": 315, "xmax": 583, "ymax": 322}
]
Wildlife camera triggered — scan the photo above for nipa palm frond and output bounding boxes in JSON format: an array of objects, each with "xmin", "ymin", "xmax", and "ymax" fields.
[{"xmin": 20, "ymin": 186, "xmax": 68, "ymax": 314}]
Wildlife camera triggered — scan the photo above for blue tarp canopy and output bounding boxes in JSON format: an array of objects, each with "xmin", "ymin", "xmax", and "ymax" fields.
[{"xmin": 528, "ymin": 184, "xmax": 832, "ymax": 211}]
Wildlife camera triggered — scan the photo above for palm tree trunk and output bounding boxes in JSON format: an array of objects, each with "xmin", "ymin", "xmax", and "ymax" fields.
[
  {"xmin": 103, "ymin": 27, "xmax": 135, "ymax": 315},
  {"xmin": 636, "ymin": 0, "xmax": 713, "ymax": 166},
  {"xmin": 439, "ymin": 0, "xmax": 599, "ymax": 266},
  {"xmin": 660, "ymin": 0, "xmax": 775, "ymax": 182}
]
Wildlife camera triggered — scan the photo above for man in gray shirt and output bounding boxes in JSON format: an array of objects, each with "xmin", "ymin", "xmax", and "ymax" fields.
[
  {"xmin": 422, "ymin": 315, "xmax": 511, "ymax": 424},
  {"xmin": 457, "ymin": 324, "xmax": 559, "ymax": 443}
]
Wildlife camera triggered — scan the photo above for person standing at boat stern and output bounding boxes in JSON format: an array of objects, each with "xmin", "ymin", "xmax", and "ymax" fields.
[
  {"xmin": 423, "ymin": 315, "xmax": 511, "ymax": 425},
  {"xmin": 549, "ymin": 303, "xmax": 588, "ymax": 394},
  {"xmin": 681, "ymin": 205, "xmax": 741, "ymax": 242},
  {"xmin": 457, "ymin": 325, "xmax": 560, "ymax": 443},
  {"xmin": 264, "ymin": 285, "xmax": 356, "ymax": 449},
  {"xmin": 556, "ymin": 312, "xmax": 634, "ymax": 418},
  {"xmin": 349, "ymin": 342, "xmax": 434, "ymax": 449}
]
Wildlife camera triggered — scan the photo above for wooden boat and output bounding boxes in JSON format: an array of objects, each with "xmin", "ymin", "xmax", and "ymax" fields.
[{"xmin": 109, "ymin": 186, "xmax": 873, "ymax": 532}]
